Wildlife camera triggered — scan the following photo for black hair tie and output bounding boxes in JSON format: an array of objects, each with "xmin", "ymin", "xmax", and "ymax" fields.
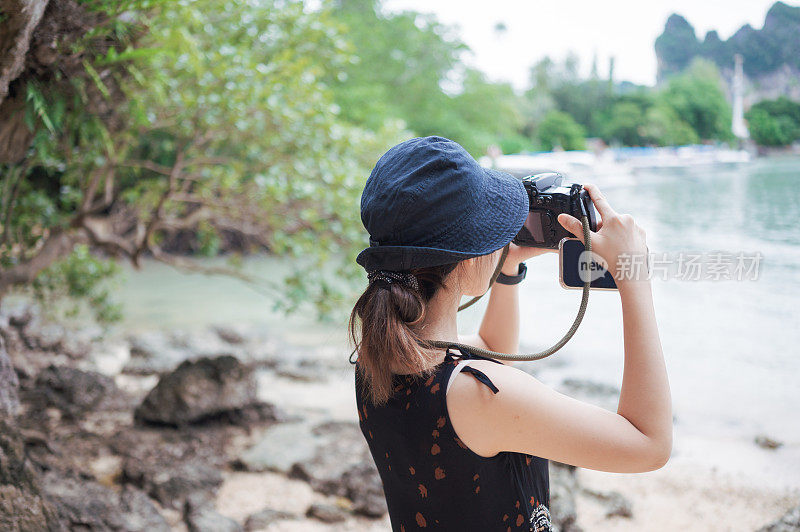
[{"xmin": 367, "ymin": 270, "xmax": 420, "ymax": 292}]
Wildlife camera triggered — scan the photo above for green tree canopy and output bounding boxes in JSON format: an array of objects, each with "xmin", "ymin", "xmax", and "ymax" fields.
[
  {"xmin": 1, "ymin": 0, "xmax": 401, "ymax": 322},
  {"xmin": 327, "ymin": 0, "xmax": 522, "ymax": 156},
  {"xmin": 537, "ymin": 111, "xmax": 586, "ymax": 151},
  {"xmin": 660, "ymin": 59, "xmax": 732, "ymax": 141},
  {"xmin": 745, "ymin": 97, "xmax": 800, "ymax": 146}
]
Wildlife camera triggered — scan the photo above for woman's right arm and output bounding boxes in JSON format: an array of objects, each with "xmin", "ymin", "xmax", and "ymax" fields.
[{"xmin": 447, "ymin": 184, "xmax": 673, "ymax": 473}]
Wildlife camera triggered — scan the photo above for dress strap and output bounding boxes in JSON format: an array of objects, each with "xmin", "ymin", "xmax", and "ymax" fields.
[
  {"xmin": 444, "ymin": 347, "xmax": 500, "ymax": 395},
  {"xmin": 460, "ymin": 365, "xmax": 499, "ymax": 394}
]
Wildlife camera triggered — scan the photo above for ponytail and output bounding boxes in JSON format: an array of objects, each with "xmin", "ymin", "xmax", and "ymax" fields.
[{"xmin": 349, "ymin": 263, "xmax": 459, "ymax": 405}]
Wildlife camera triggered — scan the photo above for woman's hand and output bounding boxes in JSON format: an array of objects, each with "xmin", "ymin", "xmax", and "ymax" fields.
[
  {"xmin": 556, "ymin": 183, "xmax": 648, "ymax": 283},
  {"xmin": 501, "ymin": 243, "xmax": 555, "ymax": 276}
]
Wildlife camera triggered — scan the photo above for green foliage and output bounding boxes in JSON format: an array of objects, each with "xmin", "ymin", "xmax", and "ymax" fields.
[
  {"xmin": 326, "ymin": 0, "xmax": 520, "ymax": 156},
  {"xmin": 745, "ymin": 97, "xmax": 800, "ymax": 146},
  {"xmin": 642, "ymin": 103, "xmax": 699, "ymax": 146},
  {"xmin": 523, "ymin": 55, "xmax": 615, "ymax": 139},
  {"xmin": 498, "ymin": 134, "xmax": 536, "ymax": 155},
  {"xmin": 660, "ymin": 59, "xmax": 732, "ymax": 141},
  {"xmin": 537, "ymin": 111, "xmax": 586, "ymax": 151},
  {"xmin": 2, "ymin": 0, "xmax": 403, "ymax": 321},
  {"xmin": 601, "ymin": 101, "xmax": 647, "ymax": 146},
  {"xmin": 31, "ymin": 244, "xmax": 123, "ymax": 324}
]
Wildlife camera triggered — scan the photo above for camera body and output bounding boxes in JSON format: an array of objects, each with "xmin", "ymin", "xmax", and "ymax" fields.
[{"xmin": 513, "ymin": 172, "xmax": 597, "ymax": 249}]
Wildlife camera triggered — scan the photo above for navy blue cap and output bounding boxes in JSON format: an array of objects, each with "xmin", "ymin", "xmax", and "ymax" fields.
[{"xmin": 356, "ymin": 136, "xmax": 529, "ymax": 272}]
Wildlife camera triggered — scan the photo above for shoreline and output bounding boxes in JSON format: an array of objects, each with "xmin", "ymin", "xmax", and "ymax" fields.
[{"xmin": 2, "ymin": 302, "xmax": 797, "ymax": 530}]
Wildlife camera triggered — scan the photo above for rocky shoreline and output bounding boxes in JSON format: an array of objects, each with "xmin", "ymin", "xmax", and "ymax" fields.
[{"xmin": 1, "ymin": 300, "xmax": 798, "ymax": 531}]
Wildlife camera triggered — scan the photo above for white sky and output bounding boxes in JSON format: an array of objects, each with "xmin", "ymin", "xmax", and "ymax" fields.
[{"xmin": 382, "ymin": 0, "xmax": 800, "ymax": 88}]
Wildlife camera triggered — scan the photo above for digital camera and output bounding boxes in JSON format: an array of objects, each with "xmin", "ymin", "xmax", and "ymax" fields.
[{"xmin": 512, "ymin": 172, "xmax": 598, "ymax": 249}]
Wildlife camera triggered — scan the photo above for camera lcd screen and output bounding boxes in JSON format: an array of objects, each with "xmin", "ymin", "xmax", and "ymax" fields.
[
  {"xmin": 523, "ymin": 211, "xmax": 545, "ymax": 243},
  {"xmin": 560, "ymin": 238, "xmax": 618, "ymax": 290}
]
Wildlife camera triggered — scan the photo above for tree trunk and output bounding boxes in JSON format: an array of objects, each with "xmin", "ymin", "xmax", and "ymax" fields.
[
  {"xmin": 0, "ymin": 0, "xmax": 50, "ymax": 162},
  {"xmin": 0, "ymin": 0, "xmax": 50, "ymax": 104}
]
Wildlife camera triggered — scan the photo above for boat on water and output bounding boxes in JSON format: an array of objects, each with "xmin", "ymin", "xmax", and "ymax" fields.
[
  {"xmin": 611, "ymin": 145, "xmax": 751, "ymax": 170},
  {"xmin": 480, "ymin": 145, "xmax": 751, "ymax": 187}
]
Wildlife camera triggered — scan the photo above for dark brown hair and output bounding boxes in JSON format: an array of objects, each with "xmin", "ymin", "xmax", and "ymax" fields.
[{"xmin": 349, "ymin": 254, "xmax": 495, "ymax": 405}]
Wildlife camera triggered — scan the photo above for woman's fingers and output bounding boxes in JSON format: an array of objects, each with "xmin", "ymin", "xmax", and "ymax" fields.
[
  {"xmin": 583, "ymin": 183, "xmax": 616, "ymax": 221},
  {"xmin": 557, "ymin": 213, "xmax": 585, "ymax": 244}
]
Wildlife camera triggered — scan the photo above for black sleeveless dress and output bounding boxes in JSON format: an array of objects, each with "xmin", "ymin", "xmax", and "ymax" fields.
[{"xmin": 355, "ymin": 347, "xmax": 553, "ymax": 531}]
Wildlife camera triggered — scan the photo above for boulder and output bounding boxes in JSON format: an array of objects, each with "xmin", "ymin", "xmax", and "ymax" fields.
[
  {"xmin": 134, "ymin": 355, "xmax": 266, "ymax": 426},
  {"xmin": 0, "ymin": 335, "xmax": 20, "ymax": 418},
  {"xmin": 237, "ymin": 422, "xmax": 319, "ymax": 473},
  {"xmin": 306, "ymin": 503, "xmax": 348, "ymax": 524},
  {"xmin": 549, "ymin": 461, "xmax": 581, "ymax": 532},
  {"xmin": 0, "ymin": 419, "xmax": 62, "ymax": 531},
  {"xmin": 755, "ymin": 434, "xmax": 784, "ymax": 450},
  {"xmin": 213, "ymin": 325, "xmax": 248, "ymax": 345},
  {"xmin": 244, "ymin": 508, "xmax": 296, "ymax": 531},
  {"xmin": 339, "ymin": 463, "xmax": 387, "ymax": 518},
  {"xmin": 758, "ymin": 504, "xmax": 800, "ymax": 531},
  {"xmin": 289, "ymin": 421, "xmax": 374, "ymax": 495},
  {"xmin": 238, "ymin": 420, "xmax": 387, "ymax": 518},
  {"xmin": 581, "ymin": 487, "xmax": 633, "ymax": 518},
  {"xmin": 43, "ymin": 472, "xmax": 128, "ymax": 530},
  {"xmin": 184, "ymin": 493, "xmax": 243, "ymax": 532},
  {"xmin": 123, "ymin": 458, "xmax": 223, "ymax": 511},
  {"xmin": 123, "ymin": 330, "xmax": 196, "ymax": 375},
  {"xmin": 119, "ymin": 486, "xmax": 171, "ymax": 532},
  {"xmin": 43, "ymin": 472, "xmax": 171, "ymax": 532},
  {"xmin": 34, "ymin": 365, "xmax": 120, "ymax": 419}
]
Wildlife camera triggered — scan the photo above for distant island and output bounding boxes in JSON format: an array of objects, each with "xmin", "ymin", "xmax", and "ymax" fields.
[{"xmin": 655, "ymin": 1, "xmax": 800, "ymax": 103}]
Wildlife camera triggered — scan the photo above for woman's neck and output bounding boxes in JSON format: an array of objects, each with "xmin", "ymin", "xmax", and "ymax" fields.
[{"xmin": 411, "ymin": 285, "xmax": 462, "ymax": 366}]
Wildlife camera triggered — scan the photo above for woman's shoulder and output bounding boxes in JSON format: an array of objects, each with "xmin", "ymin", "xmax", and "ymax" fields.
[{"xmin": 446, "ymin": 359, "xmax": 548, "ymax": 456}]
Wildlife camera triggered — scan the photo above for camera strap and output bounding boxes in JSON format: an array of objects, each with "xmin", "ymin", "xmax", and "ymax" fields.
[{"xmin": 425, "ymin": 214, "xmax": 592, "ymax": 362}]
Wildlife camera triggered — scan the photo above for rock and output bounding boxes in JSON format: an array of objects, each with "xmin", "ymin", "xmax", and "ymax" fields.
[
  {"xmin": 0, "ymin": 301, "xmax": 37, "ymax": 328},
  {"xmin": 581, "ymin": 488, "xmax": 633, "ymax": 518},
  {"xmin": 289, "ymin": 421, "xmax": 373, "ymax": 494},
  {"xmin": 34, "ymin": 365, "xmax": 120, "ymax": 419},
  {"xmin": 238, "ymin": 422, "xmax": 319, "ymax": 473},
  {"xmin": 244, "ymin": 508, "xmax": 296, "ymax": 531},
  {"xmin": 238, "ymin": 420, "xmax": 386, "ymax": 517},
  {"xmin": 0, "ymin": 319, "xmax": 25, "ymax": 358},
  {"xmin": 213, "ymin": 325, "xmax": 248, "ymax": 345},
  {"xmin": 60, "ymin": 334, "xmax": 92, "ymax": 360},
  {"xmin": 0, "ymin": 418, "xmax": 63, "ymax": 531},
  {"xmin": 28, "ymin": 323, "xmax": 66, "ymax": 352},
  {"xmin": 43, "ymin": 471, "xmax": 133, "ymax": 530},
  {"xmin": 339, "ymin": 463, "xmax": 387, "ymax": 518},
  {"xmin": 134, "ymin": 355, "xmax": 264, "ymax": 426},
  {"xmin": 549, "ymin": 461, "xmax": 580, "ymax": 532},
  {"xmin": 123, "ymin": 458, "xmax": 223, "ymax": 511},
  {"xmin": 758, "ymin": 504, "xmax": 800, "ymax": 531},
  {"xmin": 0, "ymin": 335, "xmax": 20, "ymax": 418},
  {"xmin": 184, "ymin": 493, "xmax": 243, "ymax": 532},
  {"xmin": 275, "ymin": 365, "xmax": 328, "ymax": 382},
  {"xmin": 306, "ymin": 503, "xmax": 348, "ymax": 523},
  {"xmin": 119, "ymin": 486, "xmax": 171, "ymax": 532},
  {"xmin": 755, "ymin": 434, "xmax": 784, "ymax": 450},
  {"xmin": 560, "ymin": 378, "xmax": 620, "ymax": 397},
  {"xmin": 123, "ymin": 330, "xmax": 195, "ymax": 375}
]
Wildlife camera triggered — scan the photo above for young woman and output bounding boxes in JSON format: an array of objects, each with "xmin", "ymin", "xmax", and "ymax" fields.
[{"xmin": 349, "ymin": 136, "xmax": 672, "ymax": 531}]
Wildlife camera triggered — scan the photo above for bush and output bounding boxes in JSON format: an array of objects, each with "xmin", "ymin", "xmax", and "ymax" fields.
[{"xmin": 537, "ymin": 111, "xmax": 586, "ymax": 151}]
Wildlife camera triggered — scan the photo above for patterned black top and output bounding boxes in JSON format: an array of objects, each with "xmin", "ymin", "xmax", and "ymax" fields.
[{"xmin": 355, "ymin": 347, "xmax": 553, "ymax": 531}]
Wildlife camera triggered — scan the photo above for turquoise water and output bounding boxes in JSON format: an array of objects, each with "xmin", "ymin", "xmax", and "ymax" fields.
[{"xmin": 114, "ymin": 156, "xmax": 800, "ymax": 487}]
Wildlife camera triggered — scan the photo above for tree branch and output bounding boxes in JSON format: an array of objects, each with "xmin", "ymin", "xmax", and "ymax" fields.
[{"xmin": 0, "ymin": 226, "xmax": 87, "ymax": 297}]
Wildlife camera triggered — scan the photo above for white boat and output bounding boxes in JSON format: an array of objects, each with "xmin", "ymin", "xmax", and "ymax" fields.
[{"xmin": 479, "ymin": 150, "xmax": 635, "ymax": 189}]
